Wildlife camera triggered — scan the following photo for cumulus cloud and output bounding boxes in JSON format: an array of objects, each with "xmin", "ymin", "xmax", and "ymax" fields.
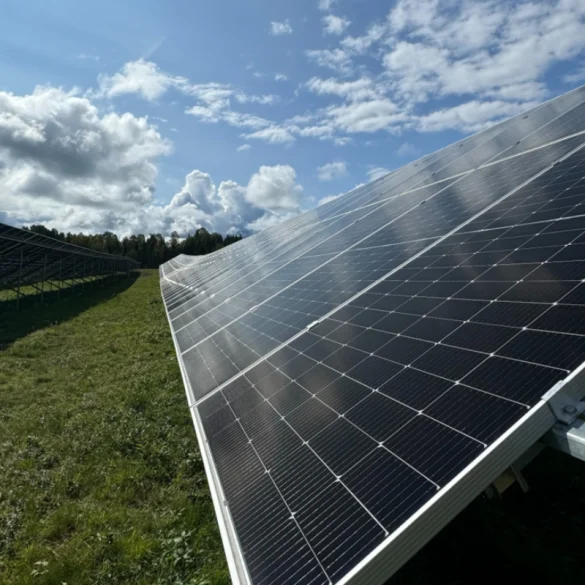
[
  {"xmin": 275, "ymin": 73, "xmax": 288, "ymax": 81},
  {"xmin": 245, "ymin": 165, "xmax": 303, "ymax": 212},
  {"xmin": 0, "ymin": 86, "xmax": 171, "ymax": 227},
  {"xmin": 162, "ymin": 164, "xmax": 303, "ymax": 235},
  {"xmin": 0, "ymin": 85, "xmax": 304, "ymax": 237},
  {"xmin": 323, "ymin": 14, "xmax": 351, "ymax": 35},
  {"xmin": 98, "ymin": 59, "xmax": 187, "ymax": 101},
  {"xmin": 317, "ymin": 161, "xmax": 347, "ymax": 181},
  {"xmin": 270, "ymin": 20, "xmax": 293, "ymax": 36}
]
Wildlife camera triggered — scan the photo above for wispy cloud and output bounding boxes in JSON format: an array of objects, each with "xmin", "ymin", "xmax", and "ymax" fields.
[
  {"xmin": 270, "ymin": 20, "xmax": 293, "ymax": 36},
  {"xmin": 76, "ymin": 53, "xmax": 100, "ymax": 61},
  {"xmin": 396, "ymin": 142, "xmax": 420, "ymax": 158},
  {"xmin": 318, "ymin": 0, "xmax": 335, "ymax": 11},
  {"xmin": 564, "ymin": 64, "xmax": 585, "ymax": 84}
]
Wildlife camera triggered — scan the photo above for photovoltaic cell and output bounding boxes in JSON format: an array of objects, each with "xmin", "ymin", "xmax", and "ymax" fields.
[{"xmin": 161, "ymin": 87, "xmax": 585, "ymax": 585}]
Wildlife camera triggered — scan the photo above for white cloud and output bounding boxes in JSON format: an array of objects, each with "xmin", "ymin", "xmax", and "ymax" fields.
[
  {"xmin": 245, "ymin": 165, "xmax": 303, "ymax": 212},
  {"xmin": 98, "ymin": 59, "xmax": 279, "ymax": 137},
  {"xmin": 270, "ymin": 20, "xmax": 293, "ymax": 36},
  {"xmin": 396, "ymin": 142, "xmax": 420, "ymax": 158},
  {"xmin": 323, "ymin": 14, "xmax": 351, "ymax": 36},
  {"xmin": 564, "ymin": 63, "xmax": 585, "ymax": 83},
  {"xmin": 0, "ymin": 86, "xmax": 171, "ymax": 232},
  {"xmin": 367, "ymin": 167, "xmax": 391, "ymax": 181},
  {"xmin": 415, "ymin": 99, "xmax": 539, "ymax": 133},
  {"xmin": 0, "ymin": 85, "xmax": 306, "ymax": 237},
  {"xmin": 306, "ymin": 76, "xmax": 380, "ymax": 101},
  {"xmin": 341, "ymin": 23, "xmax": 387, "ymax": 55},
  {"xmin": 325, "ymin": 99, "xmax": 405, "ymax": 133},
  {"xmin": 317, "ymin": 161, "xmax": 347, "ymax": 181},
  {"xmin": 186, "ymin": 89, "xmax": 273, "ymax": 130},
  {"xmin": 318, "ymin": 0, "xmax": 335, "ymax": 11},
  {"xmin": 236, "ymin": 144, "xmax": 251, "ymax": 152},
  {"xmin": 306, "ymin": 48, "xmax": 353, "ymax": 74},
  {"xmin": 318, "ymin": 193, "xmax": 343, "ymax": 205},
  {"xmin": 381, "ymin": 0, "xmax": 585, "ymax": 106},
  {"xmin": 76, "ymin": 53, "xmax": 100, "ymax": 61},
  {"xmin": 98, "ymin": 59, "xmax": 187, "ymax": 101},
  {"xmin": 87, "ymin": 4, "xmax": 585, "ymax": 158},
  {"xmin": 243, "ymin": 126, "xmax": 296, "ymax": 144},
  {"xmin": 298, "ymin": 0, "xmax": 585, "ymax": 141},
  {"xmin": 234, "ymin": 93, "xmax": 279, "ymax": 105}
]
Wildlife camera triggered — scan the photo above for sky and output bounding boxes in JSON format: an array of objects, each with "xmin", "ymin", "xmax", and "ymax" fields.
[{"xmin": 1, "ymin": 0, "xmax": 585, "ymax": 238}]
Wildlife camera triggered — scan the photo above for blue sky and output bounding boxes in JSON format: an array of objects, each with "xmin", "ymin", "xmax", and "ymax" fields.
[{"xmin": 1, "ymin": 0, "xmax": 585, "ymax": 237}]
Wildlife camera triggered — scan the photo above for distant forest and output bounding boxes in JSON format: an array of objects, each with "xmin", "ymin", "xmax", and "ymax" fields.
[{"xmin": 24, "ymin": 225, "xmax": 243, "ymax": 268}]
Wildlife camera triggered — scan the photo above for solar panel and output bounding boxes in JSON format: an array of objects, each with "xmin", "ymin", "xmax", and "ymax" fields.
[{"xmin": 161, "ymin": 87, "xmax": 585, "ymax": 585}]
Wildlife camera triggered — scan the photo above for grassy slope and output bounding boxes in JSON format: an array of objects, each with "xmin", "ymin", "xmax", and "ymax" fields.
[
  {"xmin": 1, "ymin": 269, "xmax": 585, "ymax": 585},
  {"xmin": 0, "ymin": 270, "xmax": 228, "ymax": 585}
]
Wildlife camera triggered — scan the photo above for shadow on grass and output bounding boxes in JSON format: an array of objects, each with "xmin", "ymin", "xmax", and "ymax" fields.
[{"xmin": 0, "ymin": 271, "xmax": 141, "ymax": 349}]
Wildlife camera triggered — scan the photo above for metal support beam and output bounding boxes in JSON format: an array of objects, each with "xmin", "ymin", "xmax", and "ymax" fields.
[
  {"xmin": 542, "ymin": 419, "xmax": 585, "ymax": 462},
  {"xmin": 41, "ymin": 254, "xmax": 47, "ymax": 303},
  {"xmin": 58, "ymin": 257, "xmax": 62, "ymax": 298},
  {"xmin": 16, "ymin": 249, "xmax": 23, "ymax": 310}
]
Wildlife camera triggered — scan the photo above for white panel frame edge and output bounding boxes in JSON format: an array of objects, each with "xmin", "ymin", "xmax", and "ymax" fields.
[{"xmin": 160, "ymin": 272, "xmax": 250, "ymax": 585}]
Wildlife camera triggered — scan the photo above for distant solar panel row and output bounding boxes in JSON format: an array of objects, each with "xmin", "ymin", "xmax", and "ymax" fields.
[
  {"xmin": 0, "ymin": 223, "xmax": 138, "ymax": 301},
  {"xmin": 161, "ymin": 85, "xmax": 585, "ymax": 585}
]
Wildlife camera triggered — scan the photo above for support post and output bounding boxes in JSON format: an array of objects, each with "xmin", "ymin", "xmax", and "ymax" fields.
[
  {"xmin": 58, "ymin": 257, "xmax": 62, "ymax": 298},
  {"xmin": 41, "ymin": 253, "xmax": 47, "ymax": 304},
  {"xmin": 16, "ymin": 249, "xmax": 23, "ymax": 310}
]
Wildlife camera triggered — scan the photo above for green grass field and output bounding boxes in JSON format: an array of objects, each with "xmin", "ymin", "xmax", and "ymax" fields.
[
  {"xmin": 1, "ymin": 270, "xmax": 584, "ymax": 585},
  {"xmin": 0, "ymin": 270, "xmax": 228, "ymax": 585},
  {"xmin": 0, "ymin": 275, "xmax": 114, "ymax": 305}
]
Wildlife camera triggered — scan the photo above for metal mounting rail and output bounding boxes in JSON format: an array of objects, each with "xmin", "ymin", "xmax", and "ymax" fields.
[{"xmin": 542, "ymin": 419, "xmax": 585, "ymax": 463}]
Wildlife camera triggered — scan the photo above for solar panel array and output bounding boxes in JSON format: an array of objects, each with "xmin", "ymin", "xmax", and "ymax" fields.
[
  {"xmin": 160, "ymin": 85, "xmax": 585, "ymax": 585},
  {"xmin": 0, "ymin": 223, "xmax": 139, "ymax": 306}
]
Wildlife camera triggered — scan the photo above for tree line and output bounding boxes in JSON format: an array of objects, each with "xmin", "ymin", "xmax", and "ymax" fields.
[{"xmin": 24, "ymin": 225, "xmax": 243, "ymax": 268}]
